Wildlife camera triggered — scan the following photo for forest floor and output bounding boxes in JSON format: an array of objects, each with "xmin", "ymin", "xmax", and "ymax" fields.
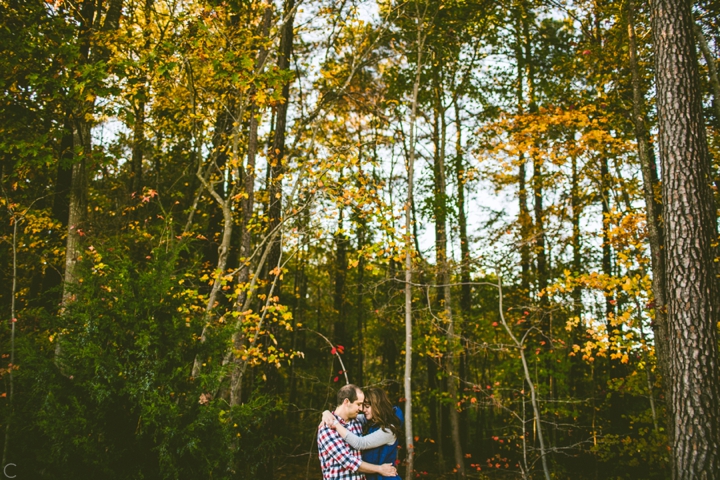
[{"xmin": 274, "ymin": 454, "xmax": 505, "ymax": 480}]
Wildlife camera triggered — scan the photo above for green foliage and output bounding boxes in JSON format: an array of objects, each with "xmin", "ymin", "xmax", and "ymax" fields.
[{"xmin": 7, "ymin": 244, "xmax": 285, "ymax": 479}]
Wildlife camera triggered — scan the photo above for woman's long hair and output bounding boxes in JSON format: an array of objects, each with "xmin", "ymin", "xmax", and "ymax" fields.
[{"xmin": 362, "ymin": 387, "xmax": 401, "ymax": 439}]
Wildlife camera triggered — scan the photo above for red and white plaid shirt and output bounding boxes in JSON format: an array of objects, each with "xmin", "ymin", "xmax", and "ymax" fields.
[{"xmin": 317, "ymin": 413, "xmax": 365, "ymax": 479}]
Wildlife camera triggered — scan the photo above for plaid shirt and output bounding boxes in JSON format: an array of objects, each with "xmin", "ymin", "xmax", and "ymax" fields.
[{"xmin": 317, "ymin": 413, "xmax": 366, "ymax": 480}]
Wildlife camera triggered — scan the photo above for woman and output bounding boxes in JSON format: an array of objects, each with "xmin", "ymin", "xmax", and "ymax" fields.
[{"xmin": 322, "ymin": 387, "xmax": 403, "ymax": 480}]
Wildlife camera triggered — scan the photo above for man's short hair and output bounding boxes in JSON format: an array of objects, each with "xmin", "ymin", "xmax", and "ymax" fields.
[{"xmin": 337, "ymin": 384, "xmax": 361, "ymax": 406}]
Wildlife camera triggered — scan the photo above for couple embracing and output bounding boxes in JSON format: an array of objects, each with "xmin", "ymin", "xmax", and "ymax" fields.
[{"xmin": 317, "ymin": 384, "xmax": 403, "ymax": 479}]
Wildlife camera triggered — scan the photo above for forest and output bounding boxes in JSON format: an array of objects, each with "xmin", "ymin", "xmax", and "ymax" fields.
[{"xmin": 1, "ymin": 0, "xmax": 719, "ymax": 478}]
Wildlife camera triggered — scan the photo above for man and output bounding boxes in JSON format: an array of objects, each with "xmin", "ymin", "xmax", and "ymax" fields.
[{"xmin": 317, "ymin": 384, "xmax": 397, "ymax": 479}]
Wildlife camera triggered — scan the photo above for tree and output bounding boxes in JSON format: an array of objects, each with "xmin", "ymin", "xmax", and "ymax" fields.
[{"xmin": 651, "ymin": 0, "xmax": 720, "ymax": 476}]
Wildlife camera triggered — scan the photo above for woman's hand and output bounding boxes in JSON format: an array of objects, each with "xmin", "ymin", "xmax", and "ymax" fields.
[
  {"xmin": 378, "ymin": 463, "xmax": 397, "ymax": 477},
  {"xmin": 321, "ymin": 410, "xmax": 337, "ymax": 429}
]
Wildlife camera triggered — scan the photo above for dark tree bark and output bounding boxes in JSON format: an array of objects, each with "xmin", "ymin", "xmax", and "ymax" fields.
[
  {"xmin": 333, "ymin": 208, "xmax": 349, "ymax": 359},
  {"xmin": 532, "ymin": 154, "xmax": 547, "ymax": 304},
  {"xmin": 426, "ymin": 356, "xmax": 444, "ymax": 471},
  {"xmin": 453, "ymin": 99, "xmax": 470, "ymax": 448},
  {"xmin": 521, "ymin": 6, "xmax": 547, "ymax": 309},
  {"xmin": 354, "ymin": 215, "xmax": 367, "ymax": 387},
  {"xmin": 514, "ymin": 7, "xmax": 531, "ymax": 292},
  {"xmin": 600, "ymin": 157, "xmax": 615, "ymax": 320},
  {"xmin": 266, "ymin": 0, "xmax": 296, "ymax": 300},
  {"xmin": 570, "ymin": 154, "xmax": 582, "ymax": 309},
  {"xmin": 651, "ymin": 0, "xmax": 720, "ymax": 476},
  {"xmin": 130, "ymin": 97, "xmax": 145, "ymax": 194},
  {"xmin": 40, "ymin": 117, "xmax": 74, "ymax": 304}
]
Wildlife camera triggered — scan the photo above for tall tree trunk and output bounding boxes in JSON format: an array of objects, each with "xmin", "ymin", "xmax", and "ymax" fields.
[
  {"xmin": 600, "ymin": 157, "xmax": 615, "ymax": 320},
  {"xmin": 427, "ymin": 356, "xmax": 443, "ymax": 470},
  {"xmin": 57, "ymin": 0, "xmax": 124, "ymax": 365},
  {"xmin": 287, "ymin": 235, "xmax": 307, "ymax": 417},
  {"xmin": 266, "ymin": 0, "xmax": 296, "ymax": 301},
  {"xmin": 522, "ymin": 6, "xmax": 547, "ymax": 309},
  {"xmin": 651, "ymin": 0, "xmax": 720, "ymax": 476},
  {"xmin": 532, "ymin": 155, "xmax": 546, "ymax": 305},
  {"xmin": 61, "ymin": 121, "xmax": 90, "ymax": 306},
  {"xmin": 41, "ymin": 117, "xmax": 74, "ymax": 304},
  {"xmin": 453, "ymin": 98, "xmax": 470, "ymax": 448},
  {"xmin": 570, "ymin": 155, "xmax": 582, "ymax": 310},
  {"xmin": 569, "ymin": 153, "xmax": 583, "ymax": 397},
  {"xmin": 230, "ymin": 6, "xmax": 272, "ymax": 406},
  {"xmin": 432, "ymin": 69, "xmax": 465, "ymax": 478},
  {"xmin": 514, "ymin": 7, "xmax": 531, "ymax": 293},
  {"xmin": 626, "ymin": 0, "xmax": 672, "ymax": 443},
  {"xmin": 129, "ymin": 0, "xmax": 154, "ymax": 196},
  {"xmin": 404, "ymin": 10, "xmax": 425, "ymax": 478},
  {"xmin": 333, "ymin": 208, "xmax": 349, "ymax": 365},
  {"xmin": 355, "ymin": 218, "xmax": 367, "ymax": 386},
  {"xmin": 57, "ymin": 0, "xmax": 96, "ymax": 326}
]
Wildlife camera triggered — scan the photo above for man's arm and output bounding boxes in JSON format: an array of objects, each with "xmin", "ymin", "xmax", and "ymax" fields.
[{"xmin": 358, "ymin": 461, "xmax": 397, "ymax": 477}]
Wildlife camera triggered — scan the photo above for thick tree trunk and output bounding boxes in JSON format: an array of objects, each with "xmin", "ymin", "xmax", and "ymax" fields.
[
  {"xmin": 57, "ymin": 0, "xmax": 96, "ymax": 316},
  {"xmin": 41, "ymin": 117, "xmax": 74, "ymax": 303},
  {"xmin": 651, "ymin": 0, "xmax": 720, "ymax": 476},
  {"xmin": 626, "ymin": 0, "xmax": 672, "ymax": 442},
  {"xmin": 61, "ymin": 121, "xmax": 90, "ymax": 305}
]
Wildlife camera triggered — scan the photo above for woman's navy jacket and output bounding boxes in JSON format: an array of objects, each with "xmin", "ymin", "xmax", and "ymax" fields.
[{"xmin": 361, "ymin": 406, "xmax": 403, "ymax": 480}]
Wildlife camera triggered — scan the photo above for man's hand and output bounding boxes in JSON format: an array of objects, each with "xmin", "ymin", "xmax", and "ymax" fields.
[{"xmin": 378, "ymin": 463, "xmax": 397, "ymax": 477}]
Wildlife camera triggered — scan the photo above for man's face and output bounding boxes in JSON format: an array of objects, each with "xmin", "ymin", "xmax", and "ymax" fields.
[{"xmin": 346, "ymin": 390, "xmax": 365, "ymax": 418}]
